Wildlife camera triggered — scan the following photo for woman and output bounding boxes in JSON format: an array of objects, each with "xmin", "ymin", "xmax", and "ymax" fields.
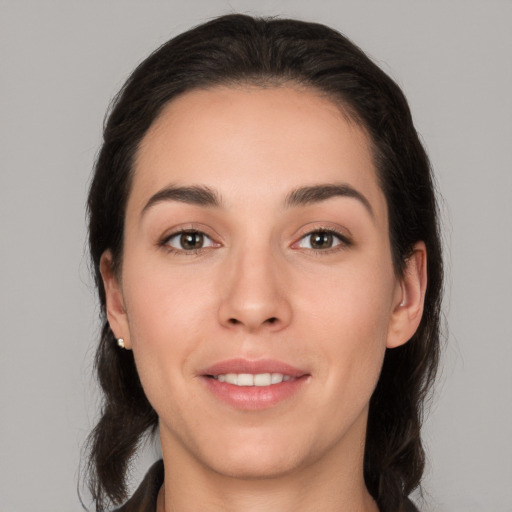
[{"xmin": 85, "ymin": 13, "xmax": 443, "ymax": 512}]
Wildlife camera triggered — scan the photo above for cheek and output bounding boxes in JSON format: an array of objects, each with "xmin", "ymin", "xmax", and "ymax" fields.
[
  {"xmin": 296, "ymin": 257, "xmax": 395, "ymax": 340},
  {"xmin": 121, "ymin": 260, "xmax": 217, "ymax": 400},
  {"xmin": 124, "ymin": 258, "xmax": 213, "ymax": 340},
  {"xmin": 293, "ymin": 261, "xmax": 394, "ymax": 392}
]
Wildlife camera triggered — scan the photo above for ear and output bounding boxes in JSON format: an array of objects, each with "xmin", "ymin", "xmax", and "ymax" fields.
[
  {"xmin": 386, "ymin": 241, "xmax": 427, "ymax": 349},
  {"xmin": 100, "ymin": 250, "xmax": 132, "ymax": 350}
]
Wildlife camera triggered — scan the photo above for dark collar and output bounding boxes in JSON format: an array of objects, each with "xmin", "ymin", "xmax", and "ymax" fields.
[{"xmin": 114, "ymin": 460, "xmax": 164, "ymax": 512}]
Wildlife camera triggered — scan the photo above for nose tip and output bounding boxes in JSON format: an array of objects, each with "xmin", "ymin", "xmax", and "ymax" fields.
[
  {"xmin": 218, "ymin": 252, "xmax": 292, "ymax": 333},
  {"xmin": 221, "ymin": 294, "xmax": 291, "ymax": 333}
]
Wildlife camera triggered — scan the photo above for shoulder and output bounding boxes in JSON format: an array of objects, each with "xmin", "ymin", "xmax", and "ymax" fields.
[{"xmin": 114, "ymin": 460, "xmax": 164, "ymax": 512}]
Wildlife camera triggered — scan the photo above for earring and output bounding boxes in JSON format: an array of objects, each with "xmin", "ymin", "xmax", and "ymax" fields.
[{"xmin": 117, "ymin": 338, "xmax": 125, "ymax": 349}]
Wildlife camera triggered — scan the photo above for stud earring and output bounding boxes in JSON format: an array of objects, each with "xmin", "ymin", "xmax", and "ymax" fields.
[{"xmin": 117, "ymin": 338, "xmax": 125, "ymax": 349}]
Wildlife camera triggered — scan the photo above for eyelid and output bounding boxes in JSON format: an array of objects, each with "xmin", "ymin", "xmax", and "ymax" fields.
[
  {"xmin": 290, "ymin": 224, "xmax": 353, "ymax": 251},
  {"xmin": 159, "ymin": 224, "xmax": 222, "ymax": 253},
  {"xmin": 165, "ymin": 230, "xmax": 215, "ymax": 249}
]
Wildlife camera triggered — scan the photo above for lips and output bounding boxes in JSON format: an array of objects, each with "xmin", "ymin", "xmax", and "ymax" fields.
[
  {"xmin": 204, "ymin": 357, "xmax": 306, "ymax": 374},
  {"xmin": 200, "ymin": 358, "xmax": 310, "ymax": 410}
]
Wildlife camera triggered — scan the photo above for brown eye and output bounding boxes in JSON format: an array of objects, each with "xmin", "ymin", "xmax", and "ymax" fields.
[
  {"xmin": 309, "ymin": 232, "xmax": 334, "ymax": 249},
  {"xmin": 296, "ymin": 230, "xmax": 348, "ymax": 251},
  {"xmin": 165, "ymin": 230, "xmax": 216, "ymax": 252},
  {"xmin": 180, "ymin": 231, "xmax": 204, "ymax": 250}
]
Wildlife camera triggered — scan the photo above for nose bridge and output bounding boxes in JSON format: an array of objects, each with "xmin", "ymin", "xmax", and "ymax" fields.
[{"xmin": 218, "ymin": 239, "xmax": 291, "ymax": 332}]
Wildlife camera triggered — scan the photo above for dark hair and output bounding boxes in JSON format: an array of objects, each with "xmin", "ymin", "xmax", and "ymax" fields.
[{"xmin": 85, "ymin": 13, "xmax": 443, "ymax": 512}]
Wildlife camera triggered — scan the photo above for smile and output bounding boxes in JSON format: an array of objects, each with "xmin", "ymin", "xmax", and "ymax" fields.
[
  {"xmin": 200, "ymin": 359, "xmax": 309, "ymax": 410},
  {"xmin": 211, "ymin": 373, "xmax": 294, "ymax": 386}
]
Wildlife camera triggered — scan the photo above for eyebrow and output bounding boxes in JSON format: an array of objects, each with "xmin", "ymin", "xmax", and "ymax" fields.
[
  {"xmin": 141, "ymin": 185, "xmax": 222, "ymax": 216},
  {"xmin": 285, "ymin": 183, "xmax": 374, "ymax": 217},
  {"xmin": 141, "ymin": 182, "xmax": 373, "ymax": 218}
]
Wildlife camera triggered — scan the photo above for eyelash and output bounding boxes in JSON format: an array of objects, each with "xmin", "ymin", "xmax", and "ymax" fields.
[
  {"xmin": 160, "ymin": 229, "xmax": 218, "ymax": 255},
  {"xmin": 160, "ymin": 227, "xmax": 351, "ymax": 255},
  {"xmin": 293, "ymin": 228, "xmax": 352, "ymax": 254}
]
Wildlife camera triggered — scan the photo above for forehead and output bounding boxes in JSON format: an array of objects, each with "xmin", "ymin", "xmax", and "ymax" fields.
[{"xmin": 130, "ymin": 85, "xmax": 386, "ymax": 220}]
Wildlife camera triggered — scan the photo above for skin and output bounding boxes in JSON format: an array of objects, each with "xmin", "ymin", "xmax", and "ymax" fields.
[{"xmin": 101, "ymin": 85, "xmax": 427, "ymax": 512}]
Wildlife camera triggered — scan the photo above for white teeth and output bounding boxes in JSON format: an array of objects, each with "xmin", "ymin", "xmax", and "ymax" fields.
[
  {"xmin": 224, "ymin": 373, "xmax": 238, "ymax": 385},
  {"xmin": 271, "ymin": 373, "xmax": 283, "ymax": 384},
  {"xmin": 253, "ymin": 373, "xmax": 271, "ymax": 386},
  {"xmin": 213, "ymin": 373, "xmax": 293, "ymax": 386},
  {"xmin": 237, "ymin": 373, "xmax": 254, "ymax": 386}
]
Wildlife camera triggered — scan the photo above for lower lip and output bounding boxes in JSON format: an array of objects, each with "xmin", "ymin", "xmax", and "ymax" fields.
[{"xmin": 201, "ymin": 376, "xmax": 309, "ymax": 410}]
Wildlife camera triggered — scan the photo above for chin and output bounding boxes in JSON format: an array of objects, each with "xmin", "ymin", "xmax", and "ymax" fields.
[
  {"xmin": 208, "ymin": 450, "xmax": 301, "ymax": 480},
  {"xmin": 198, "ymin": 427, "xmax": 320, "ymax": 480}
]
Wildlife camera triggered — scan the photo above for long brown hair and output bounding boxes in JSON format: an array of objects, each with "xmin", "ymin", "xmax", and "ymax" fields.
[{"xmin": 85, "ymin": 14, "xmax": 443, "ymax": 512}]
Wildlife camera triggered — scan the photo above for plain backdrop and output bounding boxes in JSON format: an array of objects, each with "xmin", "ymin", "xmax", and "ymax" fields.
[{"xmin": 1, "ymin": 1, "xmax": 511, "ymax": 511}]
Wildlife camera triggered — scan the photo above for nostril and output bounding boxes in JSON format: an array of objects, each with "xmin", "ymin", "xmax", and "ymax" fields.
[{"xmin": 227, "ymin": 317, "xmax": 278, "ymax": 326}]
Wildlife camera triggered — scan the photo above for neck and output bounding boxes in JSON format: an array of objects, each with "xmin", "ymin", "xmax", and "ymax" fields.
[{"xmin": 158, "ymin": 472, "xmax": 377, "ymax": 512}]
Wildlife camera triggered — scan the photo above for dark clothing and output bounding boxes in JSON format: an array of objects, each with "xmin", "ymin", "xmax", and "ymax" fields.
[
  {"xmin": 404, "ymin": 497, "xmax": 420, "ymax": 512},
  {"xmin": 115, "ymin": 459, "xmax": 420, "ymax": 511},
  {"xmin": 114, "ymin": 460, "xmax": 164, "ymax": 512}
]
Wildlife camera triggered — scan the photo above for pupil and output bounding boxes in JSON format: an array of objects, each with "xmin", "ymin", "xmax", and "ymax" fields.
[
  {"xmin": 181, "ymin": 232, "xmax": 203, "ymax": 250},
  {"xmin": 311, "ymin": 232, "xmax": 332, "ymax": 249}
]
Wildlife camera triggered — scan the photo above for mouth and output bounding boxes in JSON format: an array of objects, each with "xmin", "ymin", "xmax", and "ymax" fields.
[
  {"xmin": 200, "ymin": 358, "xmax": 309, "ymax": 410},
  {"xmin": 207, "ymin": 373, "xmax": 295, "ymax": 386}
]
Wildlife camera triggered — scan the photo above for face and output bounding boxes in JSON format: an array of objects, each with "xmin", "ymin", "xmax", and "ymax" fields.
[{"xmin": 102, "ymin": 85, "xmax": 424, "ymax": 481}]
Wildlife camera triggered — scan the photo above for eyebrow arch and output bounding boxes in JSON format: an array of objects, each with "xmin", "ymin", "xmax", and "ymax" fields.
[
  {"xmin": 285, "ymin": 183, "xmax": 374, "ymax": 217},
  {"xmin": 141, "ymin": 184, "xmax": 222, "ymax": 216}
]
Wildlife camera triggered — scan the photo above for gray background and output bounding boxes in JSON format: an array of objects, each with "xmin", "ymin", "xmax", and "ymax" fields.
[{"xmin": 1, "ymin": 1, "xmax": 511, "ymax": 511}]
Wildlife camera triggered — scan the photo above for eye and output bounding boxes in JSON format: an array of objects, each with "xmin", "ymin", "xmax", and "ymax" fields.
[
  {"xmin": 295, "ymin": 230, "xmax": 348, "ymax": 250},
  {"xmin": 164, "ymin": 230, "xmax": 217, "ymax": 252}
]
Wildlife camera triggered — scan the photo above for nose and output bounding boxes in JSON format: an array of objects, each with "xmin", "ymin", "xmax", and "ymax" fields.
[{"xmin": 218, "ymin": 246, "xmax": 292, "ymax": 333}]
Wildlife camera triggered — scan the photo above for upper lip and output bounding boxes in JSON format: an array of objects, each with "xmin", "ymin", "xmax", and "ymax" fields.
[{"xmin": 201, "ymin": 358, "xmax": 308, "ymax": 377}]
